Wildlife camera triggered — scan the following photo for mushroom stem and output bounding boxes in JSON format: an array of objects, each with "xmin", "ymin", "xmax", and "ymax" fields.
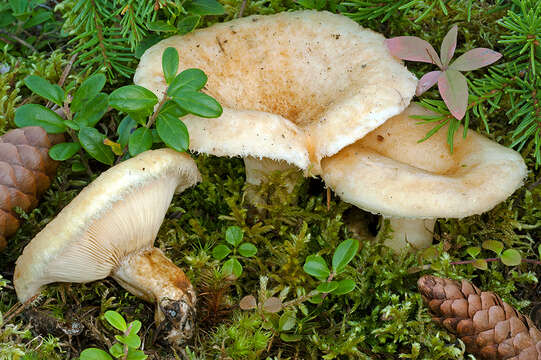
[
  {"xmin": 113, "ymin": 247, "xmax": 196, "ymax": 346},
  {"xmin": 380, "ymin": 217, "xmax": 436, "ymax": 252},
  {"xmin": 243, "ymin": 156, "xmax": 303, "ymax": 206}
]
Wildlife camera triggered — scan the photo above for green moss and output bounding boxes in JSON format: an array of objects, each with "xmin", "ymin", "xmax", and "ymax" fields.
[{"xmin": 1, "ymin": 0, "xmax": 540, "ymax": 358}]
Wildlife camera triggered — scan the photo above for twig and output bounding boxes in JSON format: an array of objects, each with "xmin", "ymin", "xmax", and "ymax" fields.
[
  {"xmin": 146, "ymin": 91, "xmax": 169, "ymax": 128},
  {"xmin": 0, "ymin": 29, "xmax": 37, "ymax": 53},
  {"xmin": 58, "ymin": 54, "xmax": 78, "ymax": 87},
  {"xmin": 238, "ymin": 0, "xmax": 248, "ymax": 18},
  {"xmin": 1, "ymin": 294, "xmax": 40, "ymax": 327}
]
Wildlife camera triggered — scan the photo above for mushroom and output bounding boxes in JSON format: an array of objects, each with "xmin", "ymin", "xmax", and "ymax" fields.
[
  {"xmin": 14, "ymin": 148, "xmax": 201, "ymax": 345},
  {"xmin": 321, "ymin": 104, "xmax": 528, "ymax": 252},
  {"xmin": 133, "ymin": 10, "xmax": 417, "ymax": 195}
]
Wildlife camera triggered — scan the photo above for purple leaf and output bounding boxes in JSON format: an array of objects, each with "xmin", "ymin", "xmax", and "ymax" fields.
[
  {"xmin": 440, "ymin": 25, "xmax": 458, "ymax": 68},
  {"xmin": 450, "ymin": 48, "xmax": 502, "ymax": 71},
  {"xmin": 385, "ymin": 37, "xmax": 442, "ymax": 68},
  {"xmin": 416, "ymin": 70, "xmax": 441, "ymax": 96},
  {"xmin": 438, "ymin": 69, "xmax": 468, "ymax": 120}
]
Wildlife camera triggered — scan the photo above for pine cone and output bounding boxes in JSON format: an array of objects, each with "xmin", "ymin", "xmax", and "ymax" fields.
[
  {"xmin": 418, "ymin": 275, "xmax": 541, "ymax": 360},
  {"xmin": 0, "ymin": 127, "xmax": 63, "ymax": 250}
]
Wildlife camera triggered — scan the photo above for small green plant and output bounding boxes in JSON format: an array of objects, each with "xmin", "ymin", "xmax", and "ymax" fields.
[
  {"xmin": 0, "ymin": 0, "xmax": 58, "ymax": 53},
  {"xmin": 14, "ymin": 46, "xmax": 222, "ymax": 170},
  {"xmin": 303, "ymin": 238, "xmax": 359, "ymax": 303},
  {"xmin": 79, "ymin": 310, "xmax": 146, "ymax": 360},
  {"xmin": 212, "ymin": 226, "xmax": 257, "ymax": 278}
]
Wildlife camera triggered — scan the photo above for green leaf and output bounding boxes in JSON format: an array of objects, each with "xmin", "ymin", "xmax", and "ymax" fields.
[
  {"xmin": 104, "ymin": 311, "xmax": 127, "ymax": 332},
  {"xmin": 280, "ymin": 333, "xmax": 302, "ymax": 342},
  {"xmin": 303, "ymin": 255, "xmax": 330, "ymax": 281},
  {"xmin": 128, "ymin": 127, "xmax": 152, "ymax": 156},
  {"xmin": 278, "ymin": 311, "xmax": 296, "ymax": 332},
  {"xmin": 128, "ymin": 320, "xmax": 142, "ymax": 335},
  {"xmin": 332, "ymin": 239, "xmax": 359, "ymax": 274},
  {"xmin": 24, "ymin": 9, "xmax": 52, "ymax": 28},
  {"xmin": 147, "ymin": 21, "xmax": 177, "ymax": 32},
  {"xmin": 222, "ymin": 258, "xmax": 242, "ymax": 278},
  {"xmin": 481, "ymin": 240, "xmax": 504, "ymax": 256},
  {"xmin": 159, "ymin": 100, "xmax": 188, "ymax": 118},
  {"xmin": 72, "ymin": 73, "xmax": 106, "ymax": 113},
  {"xmin": 538, "ymin": 244, "xmax": 541, "ymax": 259},
  {"xmin": 212, "ymin": 244, "xmax": 231, "ymax": 260},
  {"xmin": 177, "ymin": 15, "xmax": 200, "ymax": 35},
  {"xmin": 116, "ymin": 332, "xmax": 141, "ymax": 348},
  {"xmin": 135, "ymin": 36, "xmax": 162, "ymax": 59},
  {"xmin": 71, "ymin": 161, "xmax": 86, "ymax": 172},
  {"xmin": 78, "ymin": 127, "xmax": 114, "ymax": 165},
  {"xmin": 308, "ymin": 293, "xmax": 323, "ymax": 304},
  {"xmin": 173, "ymin": 91, "xmax": 222, "ymax": 118},
  {"xmin": 472, "ymin": 259, "xmax": 488, "ymax": 270},
  {"xmin": 162, "ymin": 47, "xmax": 179, "ymax": 86},
  {"xmin": 109, "ymin": 85, "xmax": 158, "ymax": 113},
  {"xmin": 74, "ymin": 93, "xmax": 109, "ymax": 127},
  {"xmin": 63, "ymin": 120, "xmax": 80, "ymax": 131},
  {"xmin": 49, "ymin": 142, "xmax": 81, "ymax": 161},
  {"xmin": 126, "ymin": 348, "xmax": 147, "ymax": 360},
  {"xmin": 24, "ymin": 75, "xmax": 64, "ymax": 106},
  {"xmin": 168, "ymin": 69, "xmax": 208, "ymax": 95},
  {"xmin": 186, "ymin": 0, "xmax": 225, "ymax": 15},
  {"xmin": 109, "ymin": 343, "xmax": 124, "ymax": 358},
  {"xmin": 316, "ymin": 281, "xmax": 338, "ymax": 293},
  {"xmin": 117, "ymin": 116, "xmax": 137, "ymax": 148},
  {"xmin": 466, "ymin": 246, "xmax": 481, "ymax": 258},
  {"xmin": 238, "ymin": 243, "xmax": 257, "ymax": 258},
  {"xmin": 80, "ymin": 348, "xmax": 113, "ymax": 360},
  {"xmin": 501, "ymin": 249, "xmax": 522, "ymax": 266},
  {"xmin": 225, "ymin": 226, "xmax": 243, "ymax": 247},
  {"xmin": 156, "ymin": 113, "xmax": 189, "ymax": 152},
  {"xmin": 14, "ymin": 104, "xmax": 66, "ymax": 134},
  {"xmin": 331, "ymin": 278, "xmax": 356, "ymax": 295}
]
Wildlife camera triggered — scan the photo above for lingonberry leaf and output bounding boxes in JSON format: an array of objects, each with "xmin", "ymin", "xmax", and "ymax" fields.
[
  {"xmin": 385, "ymin": 37, "xmax": 442, "ymax": 68},
  {"xmin": 416, "ymin": 70, "xmax": 441, "ymax": 96},
  {"xmin": 440, "ymin": 25, "xmax": 458, "ymax": 68},
  {"xmin": 450, "ymin": 48, "xmax": 502, "ymax": 71},
  {"xmin": 438, "ymin": 69, "xmax": 468, "ymax": 120}
]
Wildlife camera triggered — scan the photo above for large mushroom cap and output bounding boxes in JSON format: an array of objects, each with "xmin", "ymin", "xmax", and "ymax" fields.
[
  {"xmin": 134, "ymin": 10, "xmax": 417, "ymax": 170},
  {"xmin": 14, "ymin": 149, "xmax": 201, "ymax": 302},
  {"xmin": 321, "ymin": 104, "xmax": 528, "ymax": 219}
]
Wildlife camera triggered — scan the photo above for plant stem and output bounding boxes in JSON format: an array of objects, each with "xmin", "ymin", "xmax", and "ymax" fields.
[
  {"xmin": 146, "ymin": 92, "xmax": 169, "ymax": 128},
  {"xmin": 450, "ymin": 257, "xmax": 541, "ymax": 266}
]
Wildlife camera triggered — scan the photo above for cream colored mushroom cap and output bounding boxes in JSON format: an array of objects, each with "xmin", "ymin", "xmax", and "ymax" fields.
[
  {"xmin": 14, "ymin": 149, "xmax": 201, "ymax": 302},
  {"xmin": 134, "ymin": 10, "xmax": 417, "ymax": 170},
  {"xmin": 321, "ymin": 104, "xmax": 528, "ymax": 219}
]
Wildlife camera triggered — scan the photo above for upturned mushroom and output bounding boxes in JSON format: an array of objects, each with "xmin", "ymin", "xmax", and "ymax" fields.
[
  {"xmin": 321, "ymin": 104, "xmax": 527, "ymax": 252},
  {"xmin": 133, "ymin": 10, "xmax": 417, "ymax": 191},
  {"xmin": 14, "ymin": 148, "xmax": 201, "ymax": 345}
]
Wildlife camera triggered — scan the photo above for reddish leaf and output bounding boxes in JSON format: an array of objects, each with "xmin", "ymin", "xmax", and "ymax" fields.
[
  {"xmin": 416, "ymin": 70, "xmax": 441, "ymax": 96},
  {"xmin": 385, "ymin": 37, "xmax": 442, "ymax": 67},
  {"xmin": 239, "ymin": 295, "xmax": 257, "ymax": 310},
  {"xmin": 450, "ymin": 48, "xmax": 502, "ymax": 71},
  {"xmin": 440, "ymin": 25, "xmax": 458, "ymax": 68},
  {"xmin": 438, "ymin": 69, "xmax": 468, "ymax": 120}
]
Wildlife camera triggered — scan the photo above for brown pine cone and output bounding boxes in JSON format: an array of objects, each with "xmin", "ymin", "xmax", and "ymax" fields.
[
  {"xmin": 0, "ymin": 127, "xmax": 63, "ymax": 250},
  {"xmin": 418, "ymin": 275, "xmax": 541, "ymax": 360}
]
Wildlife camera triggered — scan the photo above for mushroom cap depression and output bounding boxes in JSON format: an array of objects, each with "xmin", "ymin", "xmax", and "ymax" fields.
[
  {"xmin": 321, "ymin": 104, "xmax": 527, "ymax": 219},
  {"xmin": 134, "ymin": 10, "xmax": 417, "ymax": 172},
  {"xmin": 14, "ymin": 149, "xmax": 201, "ymax": 302}
]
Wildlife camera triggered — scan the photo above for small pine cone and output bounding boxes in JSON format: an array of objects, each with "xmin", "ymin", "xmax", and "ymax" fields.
[
  {"xmin": 418, "ymin": 275, "xmax": 541, "ymax": 360},
  {"xmin": 0, "ymin": 127, "xmax": 63, "ymax": 250}
]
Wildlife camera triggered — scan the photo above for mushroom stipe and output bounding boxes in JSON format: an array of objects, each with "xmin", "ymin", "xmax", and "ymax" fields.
[{"xmin": 14, "ymin": 148, "xmax": 201, "ymax": 346}]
